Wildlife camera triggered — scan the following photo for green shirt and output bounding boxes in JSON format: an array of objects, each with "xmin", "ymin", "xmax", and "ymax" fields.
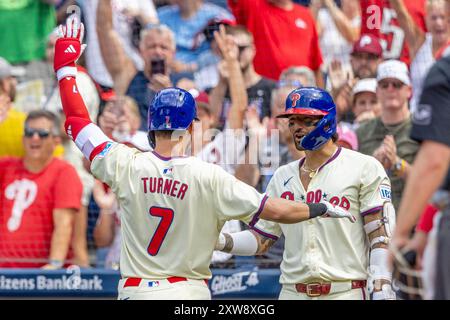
[
  {"xmin": 0, "ymin": 0, "xmax": 56, "ymax": 63},
  {"xmin": 356, "ymin": 116, "xmax": 420, "ymax": 210}
]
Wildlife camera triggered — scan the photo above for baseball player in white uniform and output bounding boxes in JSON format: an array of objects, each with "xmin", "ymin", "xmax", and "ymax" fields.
[
  {"xmin": 216, "ymin": 87, "xmax": 397, "ymax": 300},
  {"xmin": 53, "ymin": 16, "xmax": 355, "ymax": 300}
]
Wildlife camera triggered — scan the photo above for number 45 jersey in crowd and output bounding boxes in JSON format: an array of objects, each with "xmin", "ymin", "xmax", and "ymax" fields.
[
  {"xmin": 360, "ymin": 0, "xmax": 426, "ymax": 65},
  {"xmin": 91, "ymin": 143, "xmax": 267, "ymax": 280}
]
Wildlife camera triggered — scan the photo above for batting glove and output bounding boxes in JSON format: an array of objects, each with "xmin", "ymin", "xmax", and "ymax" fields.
[
  {"xmin": 321, "ymin": 201, "xmax": 356, "ymax": 223},
  {"xmin": 54, "ymin": 14, "xmax": 86, "ymax": 80}
]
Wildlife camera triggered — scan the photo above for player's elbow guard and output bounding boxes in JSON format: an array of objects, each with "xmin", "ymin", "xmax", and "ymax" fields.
[{"xmin": 65, "ymin": 116, "xmax": 112, "ymax": 160}]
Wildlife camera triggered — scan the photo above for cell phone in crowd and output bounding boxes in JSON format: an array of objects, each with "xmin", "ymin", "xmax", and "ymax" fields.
[
  {"xmin": 203, "ymin": 22, "xmax": 221, "ymax": 42},
  {"xmin": 150, "ymin": 59, "xmax": 166, "ymax": 76}
]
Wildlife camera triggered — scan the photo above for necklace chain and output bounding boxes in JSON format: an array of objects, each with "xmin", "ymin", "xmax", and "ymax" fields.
[{"xmin": 300, "ymin": 148, "xmax": 339, "ymax": 178}]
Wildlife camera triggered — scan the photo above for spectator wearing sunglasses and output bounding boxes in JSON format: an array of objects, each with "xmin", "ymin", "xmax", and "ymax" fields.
[
  {"xmin": 0, "ymin": 110, "xmax": 82, "ymax": 268},
  {"xmin": 356, "ymin": 60, "xmax": 420, "ymax": 210}
]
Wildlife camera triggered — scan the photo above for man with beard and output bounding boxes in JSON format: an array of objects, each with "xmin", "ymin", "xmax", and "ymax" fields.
[
  {"xmin": 330, "ymin": 34, "xmax": 384, "ymax": 122},
  {"xmin": 216, "ymin": 87, "xmax": 397, "ymax": 300},
  {"xmin": 209, "ymin": 25, "xmax": 276, "ymax": 127}
]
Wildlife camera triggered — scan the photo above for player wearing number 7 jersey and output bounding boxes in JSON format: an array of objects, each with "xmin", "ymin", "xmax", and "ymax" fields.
[
  {"xmin": 216, "ymin": 88, "xmax": 397, "ymax": 300},
  {"xmin": 54, "ymin": 16, "xmax": 355, "ymax": 300}
]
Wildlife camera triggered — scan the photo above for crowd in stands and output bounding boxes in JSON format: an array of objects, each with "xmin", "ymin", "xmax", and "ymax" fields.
[{"xmin": 0, "ymin": 0, "xmax": 449, "ymax": 274}]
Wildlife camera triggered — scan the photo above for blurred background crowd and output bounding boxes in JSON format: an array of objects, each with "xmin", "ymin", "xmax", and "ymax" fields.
[{"xmin": 0, "ymin": 0, "xmax": 449, "ymax": 279}]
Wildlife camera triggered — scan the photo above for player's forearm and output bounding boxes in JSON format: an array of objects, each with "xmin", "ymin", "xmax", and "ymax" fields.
[
  {"xmin": 395, "ymin": 141, "xmax": 450, "ymax": 237},
  {"xmin": 260, "ymin": 198, "xmax": 326, "ymax": 223},
  {"xmin": 363, "ymin": 209, "xmax": 395, "ymax": 298},
  {"xmin": 59, "ymin": 77, "xmax": 112, "ymax": 160},
  {"xmin": 59, "ymin": 76, "xmax": 91, "ymax": 120},
  {"xmin": 227, "ymin": 59, "xmax": 247, "ymax": 130}
]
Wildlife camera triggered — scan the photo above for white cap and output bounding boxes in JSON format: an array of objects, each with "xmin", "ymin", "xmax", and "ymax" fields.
[
  {"xmin": 0, "ymin": 57, "xmax": 25, "ymax": 79},
  {"xmin": 353, "ymin": 78, "xmax": 377, "ymax": 96},
  {"xmin": 376, "ymin": 60, "xmax": 410, "ymax": 86}
]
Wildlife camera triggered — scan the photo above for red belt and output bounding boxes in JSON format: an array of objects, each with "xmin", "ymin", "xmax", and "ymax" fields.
[
  {"xmin": 123, "ymin": 277, "xmax": 208, "ymax": 287},
  {"xmin": 295, "ymin": 280, "xmax": 367, "ymax": 297}
]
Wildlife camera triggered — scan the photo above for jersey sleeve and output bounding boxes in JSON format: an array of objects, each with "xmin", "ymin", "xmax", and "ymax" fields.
[
  {"xmin": 53, "ymin": 162, "xmax": 83, "ymax": 210},
  {"xmin": 359, "ymin": 157, "xmax": 392, "ymax": 216},
  {"xmin": 211, "ymin": 164, "xmax": 267, "ymax": 225},
  {"xmin": 250, "ymin": 174, "xmax": 282, "ymax": 240},
  {"xmin": 90, "ymin": 143, "xmax": 139, "ymax": 193}
]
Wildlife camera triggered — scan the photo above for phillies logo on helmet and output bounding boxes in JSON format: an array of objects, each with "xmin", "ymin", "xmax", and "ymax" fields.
[
  {"xmin": 290, "ymin": 93, "xmax": 301, "ymax": 107},
  {"xmin": 164, "ymin": 116, "xmax": 171, "ymax": 129}
]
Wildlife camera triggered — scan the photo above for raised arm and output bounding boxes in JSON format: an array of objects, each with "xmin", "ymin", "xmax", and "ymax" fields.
[
  {"xmin": 214, "ymin": 25, "xmax": 248, "ymax": 130},
  {"xmin": 97, "ymin": 0, "xmax": 136, "ymax": 94},
  {"xmin": 323, "ymin": 0, "xmax": 360, "ymax": 43},
  {"xmin": 54, "ymin": 15, "xmax": 112, "ymax": 161},
  {"xmin": 388, "ymin": 0, "xmax": 425, "ymax": 59}
]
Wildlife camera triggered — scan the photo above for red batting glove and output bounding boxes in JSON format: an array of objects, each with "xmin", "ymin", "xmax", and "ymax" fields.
[{"xmin": 54, "ymin": 14, "xmax": 86, "ymax": 80}]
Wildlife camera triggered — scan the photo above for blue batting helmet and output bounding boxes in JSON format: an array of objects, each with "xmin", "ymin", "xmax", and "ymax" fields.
[
  {"xmin": 277, "ymin": 87, "xmax": 337, "ymax": 151},
  {"xmin": 148, "ymin": 87, "xmax": 197, "ymax": 132}
]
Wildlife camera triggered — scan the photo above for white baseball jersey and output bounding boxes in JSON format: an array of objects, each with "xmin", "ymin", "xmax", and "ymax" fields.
[
  {"xmin": 253, "ymin": 147, "xmax": 391, "ymax": 284},
  {"xmin": 90, "ymin": 142, "xmax": 267, "ymax": 280}
]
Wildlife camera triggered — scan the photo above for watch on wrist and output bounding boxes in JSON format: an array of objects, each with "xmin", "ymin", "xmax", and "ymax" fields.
[{"xmin": 392, "ymin": 158, "xmax": 406, "ymax": 176}]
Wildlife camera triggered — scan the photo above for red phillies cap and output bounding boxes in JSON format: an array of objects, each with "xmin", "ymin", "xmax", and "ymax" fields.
[{"xmin": 352, "ymin": 34, "xmax": 383, "ymax": 57}]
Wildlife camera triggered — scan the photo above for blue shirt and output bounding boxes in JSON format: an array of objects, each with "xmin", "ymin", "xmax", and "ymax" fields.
[{"xmin": 157, "ymin": 3, "xmax": 233, "ymax": 64}]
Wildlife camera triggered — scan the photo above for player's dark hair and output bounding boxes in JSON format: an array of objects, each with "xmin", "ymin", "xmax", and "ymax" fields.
[
  {"xmin": 331, "ymin": 132, "xmax": 338, "ymax": 143},
  {"xmin": 154, "ymin": 131, "xmax": 175, "ymax": 139},
  {"xmin": 25, "ymin": 110, "xmax": 61, "ymax": 136},
  {"xmin": 148, "ymin": 130, "xmax": 176, "ymax": 149}
]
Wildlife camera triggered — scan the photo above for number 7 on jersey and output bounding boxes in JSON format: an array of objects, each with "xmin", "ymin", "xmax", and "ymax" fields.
[{"xmin": 147, "ymin": 206, "xmax": 174, "ymax": 256}]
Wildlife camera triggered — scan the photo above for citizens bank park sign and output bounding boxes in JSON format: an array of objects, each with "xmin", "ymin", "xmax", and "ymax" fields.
[{"xmin": 0, "ymin": 266, "xmax": 281, "ymax": 298}]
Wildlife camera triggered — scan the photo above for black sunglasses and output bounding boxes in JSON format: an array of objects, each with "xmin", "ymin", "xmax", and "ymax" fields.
[
  {"xmin": 379, "ymin": 81, "xmax": 404, "ymax": 89},
  {"xmin": 24, "ymin": 128, "xmax": 51, "ymax": 138}
]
